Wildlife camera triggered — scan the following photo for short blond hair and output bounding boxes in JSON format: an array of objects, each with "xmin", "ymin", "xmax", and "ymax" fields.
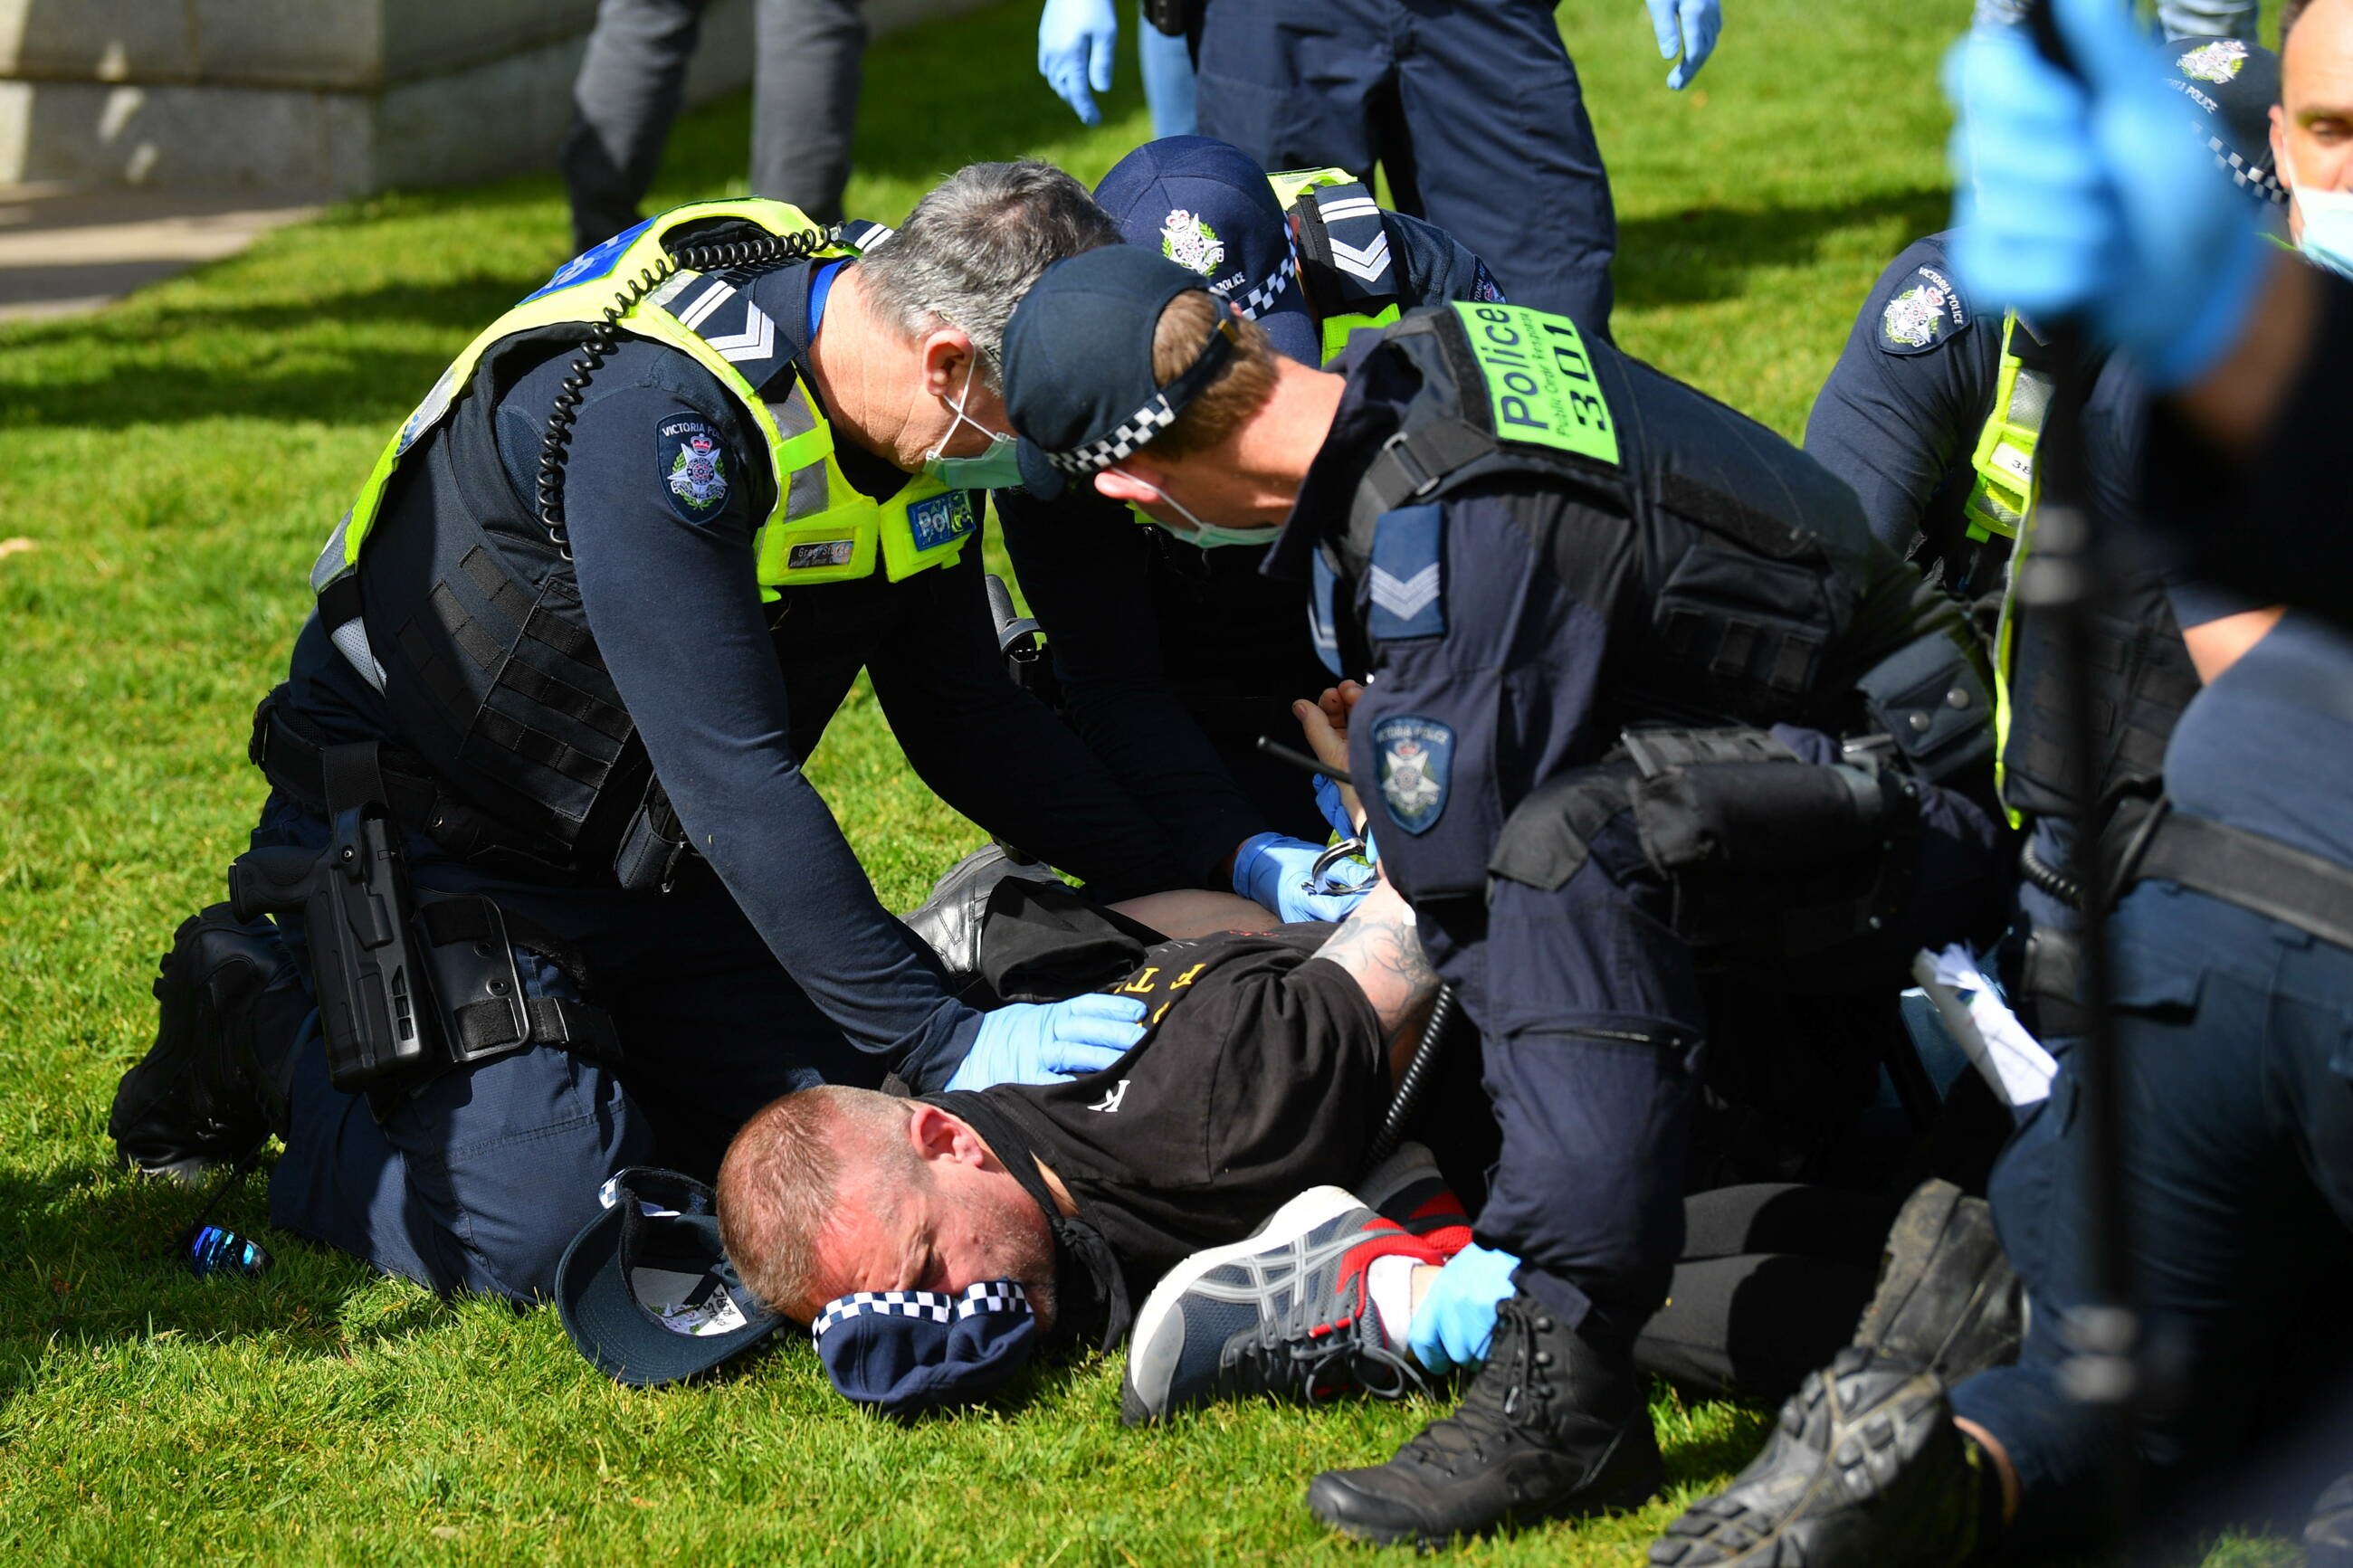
[
  {"xmin": 717, "ymin": 1086, "xmax": 919, "ymax": 1320},
  {"xmin": 1148, "ymin": 290, "xmax": 1279, "ymax": 459}
]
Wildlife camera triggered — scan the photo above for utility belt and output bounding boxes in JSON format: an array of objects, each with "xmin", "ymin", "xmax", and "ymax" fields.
[
  {"xmin": 2104, "ymin": 796, "xmax": 2353, "ymax": 955},
  {"xmin": 1488, "ymin": 726, "xmax": 1923, "ymax": 965},
  {"xmin": 229, "ymin": 736, "xmax": 622, "ymax": 1106},
  {"xmin": 250, "ymin": 686, "xmax": 702, "ymax": 896}
]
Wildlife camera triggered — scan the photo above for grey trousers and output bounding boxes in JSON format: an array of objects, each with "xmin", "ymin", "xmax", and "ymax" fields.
[
  {"xmin": 1971, "ymin": 0, "xmax": 2258, "ymax": 37},
  {"xmin": 559, "ymin": 0, "xmax": 867, "ymax": 251}
]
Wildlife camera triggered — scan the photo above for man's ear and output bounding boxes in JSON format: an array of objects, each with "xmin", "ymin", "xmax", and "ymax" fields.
[
  {"xmin": 907, "ymin": 1101, "xmax": 999, "ymax": 1171},
  {"xmin": 1092, "ymin": 451, "xmax": 1177, "ymax": 508},
  {"xmin": 919, "ymin": 325, "xmax": 976, "ymax": 400}
]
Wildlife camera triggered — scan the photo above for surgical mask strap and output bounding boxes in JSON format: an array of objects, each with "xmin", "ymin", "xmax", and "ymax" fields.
[
  {"xmin": 1114, "ymin": 470, "xmax": 1278, "ymax": 550},
  {"xmin": 925, "ymin": 360, "xmax": 1014, "ymax": 466}
]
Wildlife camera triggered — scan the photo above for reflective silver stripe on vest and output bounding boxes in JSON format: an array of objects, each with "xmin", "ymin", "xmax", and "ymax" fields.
[{"xmin": 769, "ymin": 381, "xmax": 831, "ymax": 518}]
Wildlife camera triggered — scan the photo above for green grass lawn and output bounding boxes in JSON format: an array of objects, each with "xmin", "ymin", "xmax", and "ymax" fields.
[{"xmin": 0, "ymin": 1, "xmax": 2305, "ymax": 1563}]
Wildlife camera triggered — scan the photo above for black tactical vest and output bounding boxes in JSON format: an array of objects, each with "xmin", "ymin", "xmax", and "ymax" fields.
[{"xmin": 1332, "ymin": 306, "xmax": 1995, "ymax": 784}]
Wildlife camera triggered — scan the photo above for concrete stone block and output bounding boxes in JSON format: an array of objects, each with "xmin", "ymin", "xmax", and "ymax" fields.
[
  {"xmin": 382, "ymin": 0, "xmax": 598, "ymax": 87},
  {"xmin": 0, "ymin": 79, "xmax": 364, "ymax": 194},
  {"xmin": 0, "ymin": 0, "xmax": 200, "ymax": 84},
  {"xmin": 191, "ymin": 0, "xmax": 382, "ymax": 91}
]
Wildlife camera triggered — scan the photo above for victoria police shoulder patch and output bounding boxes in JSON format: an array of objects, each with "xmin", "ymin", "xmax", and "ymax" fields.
[
  {"xmin": 1372, "ymin": 715, "xmax": 1454, "ymax": 836},
  {"xmin": 1876, "ymin": 264, "xmax": 1970, "ymax": 356},
  {"xmin": 657, "ymin": 414, "xmax": 731, "ymax": 522}
]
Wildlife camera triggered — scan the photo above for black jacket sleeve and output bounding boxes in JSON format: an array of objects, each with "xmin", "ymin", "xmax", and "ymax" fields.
[
  {"xmin": 543, "ymin": 365, "xmax": 981, "ymax": 1088},
  {"xmin": 993, "ymin": 484, "xmax": 1272, "ymax": 883},
  {"xmin": 1386, "ymin": 209, "xmax": 1508, "ymax": 309}
]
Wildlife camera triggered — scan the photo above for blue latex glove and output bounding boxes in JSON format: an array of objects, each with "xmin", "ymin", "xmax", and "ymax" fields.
[
  {"xmin": 1311, "ymin": 774, "xmax": 1354, "ymax": 842},
  {"xmin": 1943, "ymin": 0, "xmax": 2265, "ymax": 387},
  {"xmin": 946, "ymin": 993, "xmax": 1148, "ymax": 1090},
  {"xmin": 1644, "ymin": 0, "xmax": 1720, "ymax": 90},
  {"xmin": 1039, "ymin": 0, "xmax": 1119, "ymax": 126},
  {"xmin": 1232, "ymin": 832, "xmax": 1377, "ymax": 923},
  {"xmin": 1408, "ymin": 1243, "xmax": 1520, "ymax": 1373}
]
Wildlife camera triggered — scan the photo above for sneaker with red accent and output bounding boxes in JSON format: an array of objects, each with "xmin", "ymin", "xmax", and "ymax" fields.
[
  {"xmin": 1357, "ymin": 1141, "xmax": 1474, "ymax": 1259},
  {"xmin": 1121, "ymin": 1186, "xmax": 1443, "ymax": 1426}
]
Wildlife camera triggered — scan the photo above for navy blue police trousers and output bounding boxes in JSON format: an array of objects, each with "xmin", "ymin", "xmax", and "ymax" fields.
[
  {"xmin": 1950, "ymin": 881, "xmax": 2353, "ymax": 1552},
  {"xmin": 1428, "ymin": 729, "xmax": 2005, "ymax": 1345},
  {"xmin": 252, "ymin": 795, "xmax": 884, "ymax": 1302},
  {"xmin": 1193, "ymin": 0, "xmax": 1616, "ymax": 331}
]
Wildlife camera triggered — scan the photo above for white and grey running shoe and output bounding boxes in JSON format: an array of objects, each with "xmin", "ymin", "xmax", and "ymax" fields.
[{"xmin": 1121, "ymin": 1185, "xmax": 1443, "ymax": 1426}]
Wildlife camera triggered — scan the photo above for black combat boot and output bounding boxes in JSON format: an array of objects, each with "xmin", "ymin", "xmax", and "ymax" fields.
[
  {"xmin": 1853, "ymin": 1179, "xmax": 2024, "ymax": 1384},
  {"xmin": 1306, "ymin": 1288, "xmax": 1664, "ymax": 1547},
  {"xmin": 109, "ymin": 905, "xmax": 309, "ymax": 1183},
  {"xmin": 1649, "ymin": 1345, "xmax": 1990, "ymax": 1567}
]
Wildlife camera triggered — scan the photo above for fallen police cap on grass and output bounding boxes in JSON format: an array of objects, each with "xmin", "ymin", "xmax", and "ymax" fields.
[
  {"xmin": 1003, "ymin": 243, "xmax": 1236, "ymax": 499},
  {"xmin": 556, "ymin": 1167, "xmax": 783, "ymax": 1386},
  {"xmin": 812, "ymin": 1281, "xmax": 1038, "ymax": 1419}
]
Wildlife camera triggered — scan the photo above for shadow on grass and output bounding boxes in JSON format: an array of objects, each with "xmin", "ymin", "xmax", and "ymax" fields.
[
  {"xmin": 1616, "ymin": 185, "xmax": 1953, "ymax": 311},
  {"xmin": 0, "ymin": 1159, "xmax": 461, "ymax": 1389}
]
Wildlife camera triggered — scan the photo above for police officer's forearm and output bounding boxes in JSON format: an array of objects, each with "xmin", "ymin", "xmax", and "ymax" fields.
[
  {"xmin": 2168, "ymin": 250, "xmax": 2322, "ymax": 459},
  {"xmin": 563, "ymin": 412, "xmax": 969, "ymax": 1068}
]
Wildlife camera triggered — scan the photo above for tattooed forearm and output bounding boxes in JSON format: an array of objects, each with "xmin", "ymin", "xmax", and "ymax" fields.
[{"xmin": 1314, "ymin": 879, "xmax": 1438, "ymax": 1041}]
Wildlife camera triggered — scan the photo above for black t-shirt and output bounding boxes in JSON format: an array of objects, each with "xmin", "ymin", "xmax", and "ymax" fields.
[{"xmin": 924, "ymin": 927, "xmax": 1386, "ymax": 1337}]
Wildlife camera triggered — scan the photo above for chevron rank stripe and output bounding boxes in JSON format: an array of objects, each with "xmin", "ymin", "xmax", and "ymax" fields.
[
  {"xmin": 703, "ymin": 302, "xmax": 777, "ymax": 365},
  {"xmin": 1369, "ymin": 562, "xmax": 1442, "ymax": 622},
  {"xmin": 1329, "ymin": 231, "xmax": 1393, "ymax": 286}
]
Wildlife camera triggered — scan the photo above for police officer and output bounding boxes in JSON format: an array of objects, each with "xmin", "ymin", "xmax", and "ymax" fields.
[
  {"xmin": 1650, "ymin": 4, "xmax": 2353, "ymax": 1560},
  {"xmin": 1189, "ymin": 0, "xmax": 1720, "ymax": 328},
  {"xmin": 994, "ymin": 136, "xmax": 1505, "ymax": 909},
  {"xmin": 105, "ymin": 165, "xmax": 1214, "ymax": 1304},
  {"xmin": 996, "ymin": 242, "xmax": 2005, "ymax": 1544},
  {"xmin": 1804, "ymin": 38, "xmax": 2287, "ymax": 1047}
]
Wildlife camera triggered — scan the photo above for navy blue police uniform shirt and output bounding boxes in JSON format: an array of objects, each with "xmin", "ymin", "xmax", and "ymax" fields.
[
  {"xmin": 992, "ymin": 210, "xmax": 1505, "ymax": 882},
  {"xmin": 1267, "ymin": 335, "xmax": 1616, "ymax": 922},
  {"xmin": 284, "ymin": 258, "xmax": 1196, "ymax": 1088},
  {"xmin": 1807, "ymin": 231, "xmax": 2204, "ymax": 609}
]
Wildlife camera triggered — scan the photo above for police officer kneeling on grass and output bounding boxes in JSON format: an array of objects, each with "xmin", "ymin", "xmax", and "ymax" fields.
[
  {"xmin": 994, "ymin": 134, "xmax": 1509, "ymax": 897},
  {"xmin": 104, "ymin": 164, "xmax": 1226, "ymax": 1303},
  {"xmin": 995, "ymin": 243, "xmax": 2008, "ymax": 1546}
]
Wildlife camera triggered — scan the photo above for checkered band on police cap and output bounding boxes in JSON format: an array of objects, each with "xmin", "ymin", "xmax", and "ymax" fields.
[
  {"xmin": 810, "ymin": 1280, "xmax": 1030, "ymax": 1338},
  {"xmin": 1044, "ymin": 394, "xmax": 1182, "ymax": 477},
  {"xmin": 1220, "ymin": 252, "xmax": 1298, "ymax": 323}
]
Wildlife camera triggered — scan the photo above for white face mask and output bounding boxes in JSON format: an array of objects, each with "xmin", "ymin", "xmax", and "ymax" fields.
[
  {"xmin": 2289, "ymin": 145, "xmax": 2353, "ymax": 280},
  {"xmin": 922, "ymin": 361, "xmax": 1024, "ymax": 490},
  {"xmin": 1111, "ymin": 470, "xmax": 1281, "ymax": 550}
]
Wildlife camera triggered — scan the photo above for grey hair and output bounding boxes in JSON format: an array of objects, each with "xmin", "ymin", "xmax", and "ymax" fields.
[{"xmin": 856, "ymin": 160, "xmax": 1119, "ymax": 387}]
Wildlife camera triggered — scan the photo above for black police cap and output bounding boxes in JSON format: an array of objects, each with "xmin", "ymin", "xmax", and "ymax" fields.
[{"xmin": 1003, "ymin": 244, "xmax": 1235, "ymax": 499}]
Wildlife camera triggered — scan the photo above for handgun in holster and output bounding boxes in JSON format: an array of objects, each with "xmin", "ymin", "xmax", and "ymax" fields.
[
  {"xmin": 226, "ymin": 741, "xmax": 611, "ymax": 1098},
  {"xmin": 228, "ymin": 741, "xmax": 440, "ymax": 1093}
]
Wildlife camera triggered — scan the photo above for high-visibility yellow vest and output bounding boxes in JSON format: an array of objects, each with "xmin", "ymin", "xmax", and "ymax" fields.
[{"xmin": 311, "ymin": 198, "xmax": 976, "ymax": 624}]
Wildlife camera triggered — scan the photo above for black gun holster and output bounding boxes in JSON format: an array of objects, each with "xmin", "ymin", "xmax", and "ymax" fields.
[
  {"xmin": 229, "ymin": 741, "xmax": 621, "ymax": 1100},
  {"xmin": 1488, "ymin": 727, "xmax": 1922, "ymax": 964}
]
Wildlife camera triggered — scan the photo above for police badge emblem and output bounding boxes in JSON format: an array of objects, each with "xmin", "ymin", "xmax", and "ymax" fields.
[
  {"xmin": 1881, "ymin": 285, "xmax": 1944, "ymax": 349},
  {"xmin": 2177, "ymin": 39, "xmax": 2247, "ymax": 84},
  {"xmin": 1878, "ymin": 265, "xmax": 1967, "ymax": 355},
  {"xmin": 1372, "ymin": 715, "xmax": 1454, "ymax": 835},
  {"xmin": 1161, "ymin": 209, "xmax": 1226, "ymax": 277},
  {"xmin": 658, "ymin": 416, "xmax": 729, "ymax": 520}
]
